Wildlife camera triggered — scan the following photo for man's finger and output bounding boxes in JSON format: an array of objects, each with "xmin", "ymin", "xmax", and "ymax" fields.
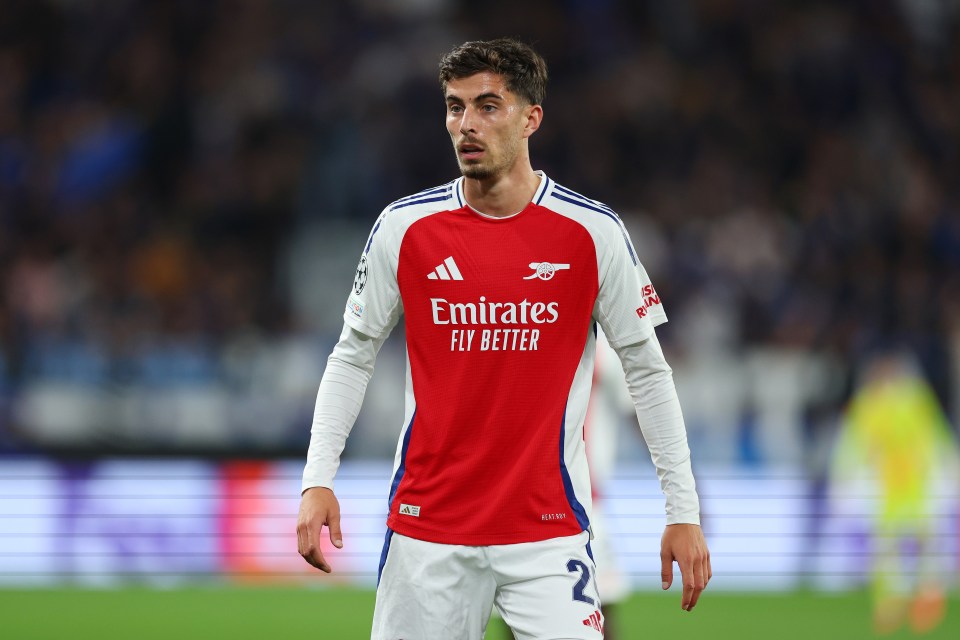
[
  {"xmin": 309, "ymin": 547, "xmax": 332, "ymax": 573},
  {"xmin": 297, "ymin": 520, "xmax": 333, "ymax": 573},
  {"xmin": 328, "ymin": 511, "xmax": 343, "ymax": 549},
  {"xmin": 681, "ymin": 556, "xmax": 707, "ymax": 611},
  {"xmin": 296, "ymin": 522, "xmax": 310, "ymax": 557},
  {"xmin": 660, "ymin": 551, "xmax": 673, "ymax": 590},
  {"xmin": 300, "ymin": 531, "xmax": 332, "ymax": 573},
  {"xmin": 687, "ymin": 568, "xmax": 703, "ymax": 611},
  {"xmin": 681, "ymin": 564, "xmax": 695, "ymax": 610}
]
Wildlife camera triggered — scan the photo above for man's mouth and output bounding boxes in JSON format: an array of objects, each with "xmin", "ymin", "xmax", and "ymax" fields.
[{"xmin": 458, "ymin": 142, "xmax": 484, "ymax": 159}]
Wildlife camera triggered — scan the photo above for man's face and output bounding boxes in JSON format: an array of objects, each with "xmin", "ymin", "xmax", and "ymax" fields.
[{"xmin": 444, "ymin": 72, "xmax": 534, "ymax": 180}]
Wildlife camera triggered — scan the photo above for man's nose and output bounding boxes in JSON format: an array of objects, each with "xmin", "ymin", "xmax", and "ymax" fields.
[{"xmin": 459, "ymin": 108, "xmax": 476, "ymax": 135}]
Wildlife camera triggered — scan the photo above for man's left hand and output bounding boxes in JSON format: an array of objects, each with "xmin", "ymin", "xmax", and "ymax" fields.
[{"xmin": 660, "ymin": 523, "xmax": 711, "ymax": 611}]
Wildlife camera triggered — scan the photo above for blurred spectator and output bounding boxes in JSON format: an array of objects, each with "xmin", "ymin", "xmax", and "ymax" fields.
[{"xmin": 0, "ymin": 0, "xmax": 957, "ymax": 455}]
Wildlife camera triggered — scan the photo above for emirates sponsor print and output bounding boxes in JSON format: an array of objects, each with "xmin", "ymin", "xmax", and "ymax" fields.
[{"xmin": 432, "ymin": 296, "xmax": 558, "ymax": 352}]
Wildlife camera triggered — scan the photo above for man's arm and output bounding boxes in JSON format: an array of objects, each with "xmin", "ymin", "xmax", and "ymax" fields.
[
  {"xmin": 613, "ymin": 332, "xmax": 712, "ymax": 611},
  {"xmin": 297, "ymin": 324, "xmax": 385, "ymax": 573}
]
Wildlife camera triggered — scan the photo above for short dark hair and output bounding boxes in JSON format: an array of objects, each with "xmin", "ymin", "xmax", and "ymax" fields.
[{"xmin": 439, "ymin": 38, "xmax": 548, "ymax": 106}]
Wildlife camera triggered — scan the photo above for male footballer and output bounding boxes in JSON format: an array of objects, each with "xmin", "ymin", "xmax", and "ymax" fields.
[{"xmin": 297, "ymin": 37, "xmax": 711, "ymax": 639}]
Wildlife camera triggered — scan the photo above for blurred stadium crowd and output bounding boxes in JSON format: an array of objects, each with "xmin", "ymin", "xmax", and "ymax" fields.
[{"xmin": 0, "ymin": 0, "xmax": 958, "ymax": 460}]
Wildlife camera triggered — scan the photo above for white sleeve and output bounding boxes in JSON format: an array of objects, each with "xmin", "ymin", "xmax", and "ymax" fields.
[
  {"xmin": 613, "ymin": 331, "xmax": 700, "ymax": 525},
  {"xmin": 343, "ymin": 208, "xmax": 403, "ymax": 339},
  {"xmin": 593, "ymin": 221, "xmax": 667, "ymax": 350},
  {"xmin": 301, "ymin": 323, "xmax": 389, "ymax": 494}
]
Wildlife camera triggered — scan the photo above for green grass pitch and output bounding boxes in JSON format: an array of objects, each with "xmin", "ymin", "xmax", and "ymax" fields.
[{"xmin": 1, "ymin": 587, "xmax": 956, "ymax": 639}]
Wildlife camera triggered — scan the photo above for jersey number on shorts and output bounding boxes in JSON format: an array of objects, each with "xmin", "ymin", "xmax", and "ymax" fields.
[{"xmin": 566, "ymin": 559, "xmax": 596, "ymax": 606}]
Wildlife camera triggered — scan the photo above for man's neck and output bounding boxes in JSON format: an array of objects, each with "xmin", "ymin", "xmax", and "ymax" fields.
[{"xmin": 462, "ymin": 164, "xmax": 541, "ymax": 218}]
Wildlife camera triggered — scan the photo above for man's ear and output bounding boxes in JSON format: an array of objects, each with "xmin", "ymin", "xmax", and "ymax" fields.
[{"xmin": 522, "ymin": 104, "xmax": 543, "ymax": 139}]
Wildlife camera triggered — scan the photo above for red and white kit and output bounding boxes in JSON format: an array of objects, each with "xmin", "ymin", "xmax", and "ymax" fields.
[
  {"xmin": 304, "ymin": 172, "xmax": 695, "ymax": 538},
  {"xmin": 302, "ymin": 172, "xmax": 699, "ymax": 638}
]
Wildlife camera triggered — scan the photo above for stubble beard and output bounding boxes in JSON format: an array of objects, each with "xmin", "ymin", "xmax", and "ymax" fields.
[
  {"xmin": 457, "ymin": 151, "xmax": 498, "ymax": 180},
  {"xmin": 461, "ymin": 163, "xmax": 495, "ymax": 180}
]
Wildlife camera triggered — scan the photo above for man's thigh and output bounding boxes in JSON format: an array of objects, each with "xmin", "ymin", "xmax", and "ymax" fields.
[
  {"xmin": 491, "ymin": 532, "xmax": 604, "ymax": 640},
  {"xmin": 371, "ymin": 531, "xmax": 497, "ymax": 640}
]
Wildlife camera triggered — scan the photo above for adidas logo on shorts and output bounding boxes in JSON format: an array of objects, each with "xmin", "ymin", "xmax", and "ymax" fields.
[{"xmin": 582, "ymin": 610, "xmax": 603, "ymax": 633}]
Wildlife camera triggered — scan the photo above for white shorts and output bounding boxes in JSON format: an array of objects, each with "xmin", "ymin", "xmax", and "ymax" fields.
[{"xmin": 372, "ymin": 530, "xmax": 604, "ymax": 640}]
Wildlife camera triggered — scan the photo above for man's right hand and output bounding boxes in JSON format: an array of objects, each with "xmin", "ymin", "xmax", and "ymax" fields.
[{"xmin": 296, "ymin": 486, "xmax": 342, "ymax": 573}]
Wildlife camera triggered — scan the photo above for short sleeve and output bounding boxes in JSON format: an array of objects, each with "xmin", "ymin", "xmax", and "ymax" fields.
[
  {"xmin": 593, "ymin": 225, "xmax": 667, "ymax": 349},
  {"xmin": 343, "ymin": 210, "xmax": 402, "ymax": 339}
]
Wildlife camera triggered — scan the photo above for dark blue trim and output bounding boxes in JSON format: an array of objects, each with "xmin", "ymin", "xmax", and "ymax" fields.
[
  {"xmin": 387, "ymin": 409, "xmax": 416, "ymax": 510},
  {"xmin": 377, "ymin": 528, "xmax": 395, "ymax": 585},
  {"xmin": 551, "ymin": 192, "xmax": 612, "ymax": 218},
  {"xmin": 364, "ymin": 217, "xmax": 383, "ymax": 254},
  {"xmin": 558, "ymin": 409, "xmax": 590, "ymax": 531},
  {"xmin": 554, "ymin": 184, "xmax": 615, "ymax": 214},
  {"xmin": 455, "ymin": 179, "xmax": 463, "ymax": 207},
  {"xmin": 389, "ymin": 194, "xmax": 452, "ymax": 211},
  {"xmin": 550, "ymin": 192, "xmax": 638, "ymax": 266},
  {"xmin": 535, "ymin": 177, "xmax": 551, "ymax": 205},
  {"xmin": 392, "ymin": 185, "xmax": 451, "ymax": 206},
  {"xmin": 586, "ymin": 540, "xmax": 595, "ymax": 563},
  {"xmin": 378, "ymin": 410, "xmax": 415, "ymax": 585}
]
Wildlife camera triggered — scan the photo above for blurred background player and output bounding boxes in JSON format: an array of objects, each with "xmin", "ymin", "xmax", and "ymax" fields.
[
  {"xmin": 583, "ymin": 327, "xmax": 637, "ymax": 639},
  {"xmin": 831, "ymin": 348, "xmax": 959, "ymax": 635}
]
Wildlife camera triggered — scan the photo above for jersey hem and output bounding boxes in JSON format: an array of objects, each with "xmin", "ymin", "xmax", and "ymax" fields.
[
  {"xmin": 343, "ymin": 312, "xmax": 385, "ymax": 340},
  {"xmin": 604, "ymin": 321, "xmax": 661, "ymax": 351},
  {"xmin": 386, "ymin": 517, "xmax": 584, "ymax": 546}
]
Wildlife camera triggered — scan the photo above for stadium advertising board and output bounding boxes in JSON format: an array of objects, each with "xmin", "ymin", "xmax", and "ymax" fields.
[{"xmin": 0, "ymin": 458, "xmax": 955, "ymax": 589}]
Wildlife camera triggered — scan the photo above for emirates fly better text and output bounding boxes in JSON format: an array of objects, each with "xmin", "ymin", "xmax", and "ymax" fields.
[{"xmin": 431, "ymin": 296, "xmax": 558, "ymax": 351}]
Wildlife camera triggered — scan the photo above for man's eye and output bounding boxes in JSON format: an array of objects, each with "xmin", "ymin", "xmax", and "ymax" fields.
[
  {"xmin": 482, "ymin": 104, "xmax": 496, "ymax": 112},
  {"xmin": 449, "ymin": 105, "xmax": 463, "ymax": 114}
]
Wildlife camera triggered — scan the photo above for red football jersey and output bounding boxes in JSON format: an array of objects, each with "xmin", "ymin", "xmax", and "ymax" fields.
[{"xmin": 344, "ymin": 174, "xmax": 666, "ymax": 545}]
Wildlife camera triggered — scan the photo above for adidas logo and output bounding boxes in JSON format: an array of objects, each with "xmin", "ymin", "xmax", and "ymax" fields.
[
  {"xmin": 427, "ymin": 256, "xmax": 463, "ymax": 281},
  {"xmin": 582, "ymin": 610, "xmax": 603, "ymax": 634},
  {"xmin": 398, "ymin": 503, "xmax": 421, "ymax": 517}
]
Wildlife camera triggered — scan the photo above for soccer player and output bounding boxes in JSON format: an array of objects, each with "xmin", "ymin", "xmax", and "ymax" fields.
[
  {"xmin": 296, "ymin": 38, "xmax": 710, "ymax": 639},
  {"xmin": 832, "ymin": 349, "xmax": 958, "ymax": 635}
]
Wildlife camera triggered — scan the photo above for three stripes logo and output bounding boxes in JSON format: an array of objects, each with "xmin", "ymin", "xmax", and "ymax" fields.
[
  {"xmin": 582, "ymin": 610, "xmax": 603, "ymax": 634},
  {"xmin": 427, "ymin": 256, "xmax": 463, "ymax": 281},
  {"xmin": 398, "ymin": 503, "xmax": 421, "ymax": 517}
]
